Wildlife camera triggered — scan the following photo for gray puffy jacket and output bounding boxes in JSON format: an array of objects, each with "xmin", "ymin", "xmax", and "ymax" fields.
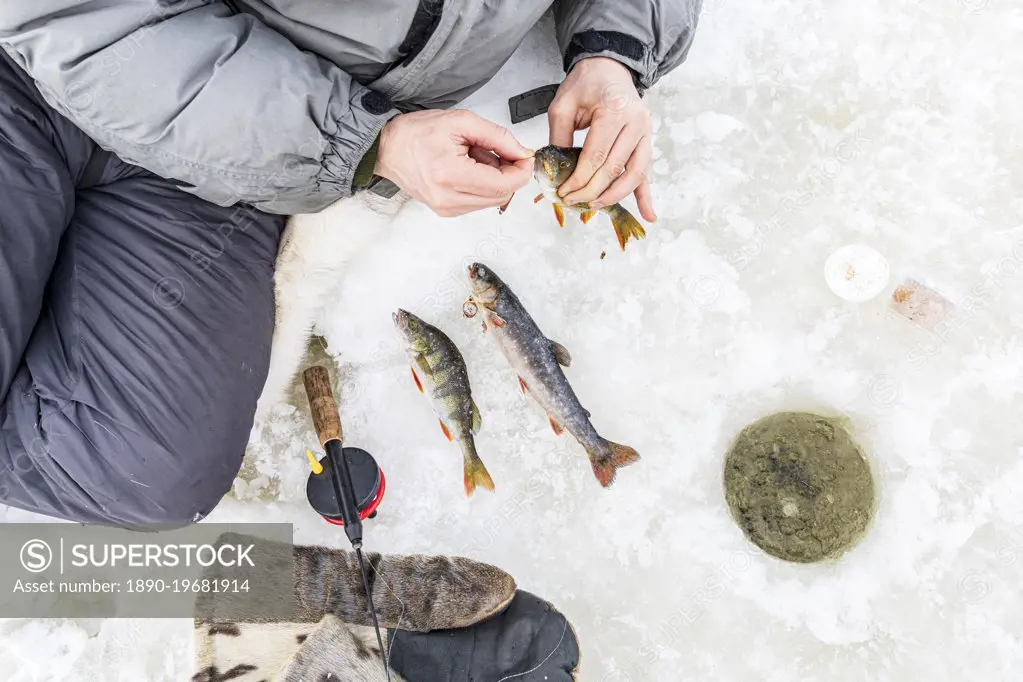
[{"xmin": 0, "ymin": 0, "xmax": 700, "ymax": 214}]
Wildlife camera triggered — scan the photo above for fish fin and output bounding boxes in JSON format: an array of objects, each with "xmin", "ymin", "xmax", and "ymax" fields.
[
  {"xmin": 605, "ymin": 204, "xmax": 647, "ymax": 251},
  {"xmin": 439, "ymin": 419, "xmax": 454, "ymax": 442},
  {"xmin": 585, "ymin": 408, "xmax": 592, "ymax": 418},
  {"xmin": 414, "ymin": 353, "xmax": 434, "ymax": 378},
  {"xmin": 549, "ymin": 339, "xmax": 572, "ymax": 367},
  {"xmin": 580, "ymin": 209, "xmax": 597, "ymax": 224},
  {"xmin": 482, "ymin": 319, "xmax": 488, "ymax": 333},
  {"xmin": 411, "ymin": 367, "xmax": 424, "ymax": 393},
  {"xmin": 549, "ymin": 417, "xmax": 565, "ymax": 436},
  {"xmin": 588, "ymin": 440, "xmax": 641, "ymax": 488},
  {"xmin": 518, "ymin": 376, "xmax": 528, "ymax": 395},
  {"xmin": 499, "ymin": 194, "xmax": 514, "ymax": 214},
  {"xmin": 533, "ymin": 193, "xmax": 545, "ymax": 204},
  {"xmin": 471, "ymin": 400, "xmax": 482, "ymax": 435},
  {"xmin": 463, "ymin": 451, "xmax": 496, "ymax": 497},
  {"xmin": 491, "ymin": 314, "xmax": 506, "ymax": 328},
  {"xmin": 553, "ymin": 203, "xmax": 565, "ymax": 227}
]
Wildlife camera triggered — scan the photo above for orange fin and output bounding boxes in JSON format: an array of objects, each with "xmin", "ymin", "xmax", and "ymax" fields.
[
  {"xmin": 580, "ymin": 209, "xmax": 597, "ymax": 224},
  {"xmin": 464, "ymin": 454, "xmax": 496, "ymax": 497},
  {"xmin": 606, "ymin": 204, "xmax": 646, "ymax": 251},
  {"xmin": 549, "ymin": 417, "xmax": 565, "ymax": 436},
  {"xmin": 533, "ymin": 193, "xmax": 545, "ymax": 204},
  {"xmin": 491, "ymin": 314, "xmax": 505, "ymax": 327},
  {"xmin": 518, "ymin": 376, "xmax": 528, "ymax": 395},
  {"xmin": 411, "ymin": 368, "xmax": 423, "ymax": 393},
  {"xmin": 588, "ymin": 441, "xmax": 641, "ymax": 488},
  {"xmin": 553, "ymin": 204, "xmax": 565, "ymax": 227},
  {"xmin": 439, "ymin": 419, "xmax": 454, "ymax": 442}
]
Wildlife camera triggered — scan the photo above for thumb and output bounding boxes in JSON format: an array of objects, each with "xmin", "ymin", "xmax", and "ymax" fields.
[
  {"xmin": 548, "ymin": 101, "xmax": 577, "ymax": 147},
  {"xmin": 498, "ymin": 156, "xmax": 535, "ymax": 190},
  {"xmin": 459, "ymin": 112, "xmax": 533, "ymax": 161}
]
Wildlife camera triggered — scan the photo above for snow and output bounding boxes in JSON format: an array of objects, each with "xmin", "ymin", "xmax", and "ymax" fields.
[{"xmin": 4, "ymin": 1, "xmax": 1023, "ymax": 680}]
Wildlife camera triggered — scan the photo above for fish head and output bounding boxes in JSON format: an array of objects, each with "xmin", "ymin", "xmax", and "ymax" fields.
[
  {"xmin": 533, "ymin": 145, "xmax": 581, "ymax": 190},
  {"xmin": 467, "ymin": 262, "xmax": 502, "ymax": 308},
  {"xmin": 392, "ymin": 308, "xmax": 431, "ymax": 353}
]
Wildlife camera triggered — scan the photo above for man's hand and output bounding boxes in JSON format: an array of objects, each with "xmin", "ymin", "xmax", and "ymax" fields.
[
  {"xmin": 375, "ymin": 110, "xmax": 534, "ymax": 217},
  {"xmin": 548, "ymin": 57, "xmax": 656, "ymax": 222}
]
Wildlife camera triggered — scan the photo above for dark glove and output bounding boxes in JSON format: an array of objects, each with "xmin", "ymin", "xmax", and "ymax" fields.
[{"xmin": 388, "ymin": 589, "xmax": 580, "ymax": 681}]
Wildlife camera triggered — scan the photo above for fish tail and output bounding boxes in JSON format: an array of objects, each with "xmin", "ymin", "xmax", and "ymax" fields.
[
  {"xmin": 462, "ymin": 441, "xmax": 495, "ymax": 497},
  {"xmin": 588, "ymin": 440, "xmax": 641, "ymax": 488},
  {"xmin": 605, "ymin": 205, "xmax": 647, "ymax": 251}
]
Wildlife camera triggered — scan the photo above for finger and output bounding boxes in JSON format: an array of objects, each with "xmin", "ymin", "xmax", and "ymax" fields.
[
  {"xmin": 547, "ymin": 98, "xmax": 577, "ymax": 147},
  {"xmin": 562, "ymin": 123, "xmax": 643, "ymax": 206},
  {"xmin": 504, "ymin": 156, "xmax": 535, "ymax": 182},
  {"xmin": 635, "ymin": 177, "xmax": 657, "ymax": 222},
  {"xmin": 457, "ymin": 111, "xmax": 533, "ymax": 161},
  {"xmin": 451, "ymin": 156, "xmax": 532, "ymax": 198},
  {"xmin": 556, "ymin": 113, "xmax": 623, "ymax": 199},
  {"xmin": 591, "ymin": 136, "xmax": 651, "ymax": 210},
  {"xmin": 468, "ymin": 147, "xmax": 502, "ymax": 169}
]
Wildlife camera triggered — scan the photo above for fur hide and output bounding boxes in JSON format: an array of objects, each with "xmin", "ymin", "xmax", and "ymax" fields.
[
  {"xmin": 256, "ymin": 191, "xmax": 410, "ymax": 416},
  {"xmin": 193, "ymin": 617, "xmax": 404, "ymax": 682}
]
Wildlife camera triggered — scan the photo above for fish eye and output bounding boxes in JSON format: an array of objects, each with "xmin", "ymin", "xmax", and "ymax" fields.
[{"xmin": 560, "ymin": 161, "xmax": 570, "ymax": 169}]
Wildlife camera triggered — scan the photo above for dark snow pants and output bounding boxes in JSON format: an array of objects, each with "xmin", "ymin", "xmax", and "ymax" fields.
[{"xmin": 0, "ymin": 53, "xmax": 284, "ymax": 526}]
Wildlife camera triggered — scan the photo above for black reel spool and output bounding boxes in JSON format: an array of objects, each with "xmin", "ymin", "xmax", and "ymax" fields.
[{"xmin": 306, "ymin": 447, "xmax": 386, "ymax": 527}]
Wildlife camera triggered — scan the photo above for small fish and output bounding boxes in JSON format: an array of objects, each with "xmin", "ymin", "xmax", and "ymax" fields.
[
  {"xmin": 467, "ymin": 263, "xmax": 640, "ymax": 487},
  {"xmin": 533, "ymin": 145, "xmax": 647, "ymax": 251},
  {"xmin": 393, "ymin": 309, "xmax": 495, "ymax": 497}
]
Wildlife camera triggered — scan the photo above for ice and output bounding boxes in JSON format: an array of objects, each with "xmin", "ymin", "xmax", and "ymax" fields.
[{"xmin": 4, "ymin": 1, "xmax": 1023, "ymax": 680}]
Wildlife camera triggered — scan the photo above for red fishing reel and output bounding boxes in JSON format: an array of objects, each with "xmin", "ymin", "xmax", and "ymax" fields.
[
  {"xmin": 302, "ymin": 366, "xmax": 386, "ymax": 530},
  {"xmin": 306, "ymin": 447, "xmax": 386, "ymax": 526}
]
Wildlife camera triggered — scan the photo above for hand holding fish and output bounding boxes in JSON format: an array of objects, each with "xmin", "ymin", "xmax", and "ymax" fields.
[
  {"xmin": 375, "ymin": 110, "xmax": 534, "ymax": 217},
  {"xmin": 548, "ymin": 57, "xmax": 656, "ymax": 222}
]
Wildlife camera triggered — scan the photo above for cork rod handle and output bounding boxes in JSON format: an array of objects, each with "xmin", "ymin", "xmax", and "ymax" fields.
[{"xmin": 303, "ymin": 366, "xmax": 343, "ymax": 446}]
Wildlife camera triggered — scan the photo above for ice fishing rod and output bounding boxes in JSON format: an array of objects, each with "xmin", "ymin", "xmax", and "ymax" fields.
[{"xmin": 303, "ymin": 365, "xmax": 391, "ymax": 682}]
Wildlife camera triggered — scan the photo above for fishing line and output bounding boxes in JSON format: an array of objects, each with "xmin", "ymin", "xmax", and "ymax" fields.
[
  {"xmin": 355, "ymin": 545, "xmax": 391, "ymax": 682},
  {"xmin": 494, "ymin": 616, "xmax": 569, "ymax": 682},
  {"xmin": 369, "ymin": 566, "xmax": 408, "ymax": 674}
]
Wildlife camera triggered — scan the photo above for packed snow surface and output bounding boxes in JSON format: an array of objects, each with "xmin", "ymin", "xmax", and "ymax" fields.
[{"xmin": 4, "ymin": 1, "xmax": 1023, "ymax": 679}]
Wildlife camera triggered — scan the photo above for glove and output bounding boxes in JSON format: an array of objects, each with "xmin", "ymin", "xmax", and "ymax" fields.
[
  {"xmin": 386, "ymin": 589, "xmax": 580, "ymax": 681},
  {"xmin": 194, "ymin": 539, "xmax": 580, "ymax": 682}
]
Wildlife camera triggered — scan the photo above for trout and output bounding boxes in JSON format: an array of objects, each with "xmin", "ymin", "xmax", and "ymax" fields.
[
  {"xmin": 467, "ymin": 263, "xmax": 640, "ymax": 487},
  {"xmin": 533, "ymin": 145, "xmax": 647, "ymax": 251},
  {"xmin": 393, "ymin": 309, "xmax": 495, "ymax": 497}
]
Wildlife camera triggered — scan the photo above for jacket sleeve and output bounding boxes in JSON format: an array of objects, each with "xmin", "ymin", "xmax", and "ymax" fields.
[
  {"xmin": 553, "ymin": 0, "xmax": 702, "ymax": 90},
  {"xmin": 0, "ymin": 0, "xmax": 399, "ymax": 214}
]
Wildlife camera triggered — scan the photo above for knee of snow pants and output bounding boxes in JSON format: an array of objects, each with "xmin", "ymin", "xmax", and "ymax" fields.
[{"xmin": 0, "ymin": 50, "xmax": 285, "ymax": 527}]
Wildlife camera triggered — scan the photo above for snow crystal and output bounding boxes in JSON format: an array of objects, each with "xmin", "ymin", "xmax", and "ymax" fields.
[{"xmin": 4, "ymin": 2, "xmax": 1023, "ymax": 680}]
